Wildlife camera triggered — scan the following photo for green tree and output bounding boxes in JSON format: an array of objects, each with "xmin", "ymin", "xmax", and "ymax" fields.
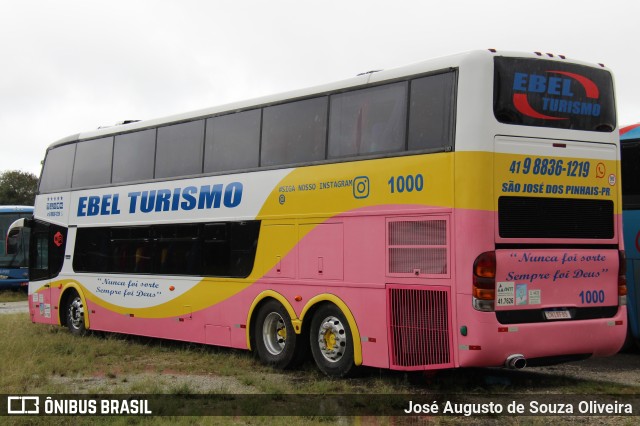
[{"xmin": 0, "ymin": 170, "xmax": 38, "ymax": 205}]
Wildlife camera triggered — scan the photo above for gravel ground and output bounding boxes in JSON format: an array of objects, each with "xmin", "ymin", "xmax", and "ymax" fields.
[
  {"xmin": 0, "ymin": 301, "xmax": 28, "ymax": 315},
  {"xmin": 534, "ymin": 352, "xmax": 640, "ymax": 387}
]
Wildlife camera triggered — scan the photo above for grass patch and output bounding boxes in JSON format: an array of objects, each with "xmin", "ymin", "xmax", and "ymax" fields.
[
  {"xmin": 1, "ymin": 313, "xmax": 639, "ymax": 424},
  {"xmin": 0, "ymin": 289, "xmax": 28, "ymax": 302},
  {"xmin": 1, "ymin": 313, "xmax": 638, "ymax": 395}
]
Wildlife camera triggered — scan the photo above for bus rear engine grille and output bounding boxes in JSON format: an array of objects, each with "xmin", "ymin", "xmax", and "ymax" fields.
[
  {"xmin": 498, "ymin": 196, "xmax": 614, "ymax": 239},
  {"xmin": 388, "ymin": 286, "xmax": 454, "ymax": 369}
]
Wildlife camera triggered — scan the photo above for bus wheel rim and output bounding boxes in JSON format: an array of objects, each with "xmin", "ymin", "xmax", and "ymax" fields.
[
  {"xmin": 262, "ymin": 312, "xmax": 286, "ymax": 356},
  {"xmin": 69, "ymin": 297, "xmax": 84, "ymax": 329},
  {"xmin": 317, "ymin": 316, "xmax": 346, "ymax": 363}
]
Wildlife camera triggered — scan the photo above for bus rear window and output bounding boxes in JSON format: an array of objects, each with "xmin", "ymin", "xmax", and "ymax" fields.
[{"xmin": 493, "ymin": 57, "xmax": 615, "ymax": 132}]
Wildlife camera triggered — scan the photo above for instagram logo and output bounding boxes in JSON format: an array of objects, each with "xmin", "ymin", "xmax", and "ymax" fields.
[{"xmin": 353, "ymin": 176, "xmax": 370, "ymax": 199}]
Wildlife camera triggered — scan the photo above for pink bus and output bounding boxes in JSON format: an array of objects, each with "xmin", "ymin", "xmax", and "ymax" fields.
[{"xmin": 24, "ymin": 50, "xmax": 626, "ymax": 377}]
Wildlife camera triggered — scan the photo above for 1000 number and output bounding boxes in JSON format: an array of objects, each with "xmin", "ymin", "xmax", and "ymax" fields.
[
  {"xmin": 579, "ymin": 290, "xmax": 605, "ymax": 304},
  {"xmin": 388, "ymin": 174, "xmax": 424, "ymax": 193}
]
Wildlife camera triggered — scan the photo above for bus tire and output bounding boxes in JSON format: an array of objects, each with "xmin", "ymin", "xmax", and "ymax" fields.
[
  {"xmin": 65, "ymin": 290, "xmax": 88, "ymax": 336},
  {"xmin": 254, "ymin": 299, "xmax": 303, "ymax": 369},
  {"xmin": 310, "ymin": 304, "xmax": 355, "ymax": 378}
]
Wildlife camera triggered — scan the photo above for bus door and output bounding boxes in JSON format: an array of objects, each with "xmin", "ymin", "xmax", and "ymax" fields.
[{"xmin": 28, "ymin": 220, "xmax": 67, "ymax": 325}]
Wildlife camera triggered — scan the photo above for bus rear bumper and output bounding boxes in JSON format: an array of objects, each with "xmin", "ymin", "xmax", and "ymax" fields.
[{"xmin": 456, "ymin": 299, "xmax": 627, "ymax": 368}]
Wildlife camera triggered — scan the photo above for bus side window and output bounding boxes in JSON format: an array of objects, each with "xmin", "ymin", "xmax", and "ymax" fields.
[
  {"xmin": 202, "ymin": 223, "xmax": 230, "ymax": 276},
  {"xmin": 134, "ymin": 245, "xmax": 151, "ymax": 273},
  {"xmin": 328, "ymin": 83, "xmax": 407, "ymax": 158},
  {"xmin": 261, "ymin": 97, "xmax": 328, "ymax": 167},
  {"xmin": 73, "ymin": 228, "xmax": 109, "ymax": 273},
  {"xmin": 71, "ymin": 221, "xmax": 259, "ymax": 278},
  {"xmin": 408, "ymin": 71, "xmax": 456, "ymax": 151},
  {"xmin": 39, "ymin": 143, "xmax": 76, "ymax": 193},
  {"xmin": 155, "ymin": 120, "xmax": 205, "ymax": 179},
  {"xmin": 155, "ymin": 224, "xmax": 200, "ymax": 275},
  {"xmin": 72, "ymin": 137, "xmax": 113, "ymax": 188},
  {"xmin": 113, "ymin": 129, "xmax": 156, "ymax": 184},
  {"xmin": 229, "ymin": 221, "xmax": 260, "ymax": 277},
  {"xmin": 205, "ymin": 110, "xmax": 261, "ymax": 173}
]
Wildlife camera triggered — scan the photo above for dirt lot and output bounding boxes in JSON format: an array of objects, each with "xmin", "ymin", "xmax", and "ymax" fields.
[{"xmin": 534, "ymin": 352, "xmax": 640, "ymax": 387}]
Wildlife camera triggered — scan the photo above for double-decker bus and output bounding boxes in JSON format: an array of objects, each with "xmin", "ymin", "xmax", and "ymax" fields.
[
  {"xmin": 1, "ymin": 206, "xmax": 33, "ymax": 290},
  {"xmin": 23, "ymin": 50, "xmax": 626, "ymax": 377},
  {"xmin": 620, "ymin": 123, "xmax": 640, "ymax": 346}
]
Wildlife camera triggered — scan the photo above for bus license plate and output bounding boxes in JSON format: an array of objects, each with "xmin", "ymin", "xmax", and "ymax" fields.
[{"xmin": 544, "ymin": 310, "xmax": 572, "ymax": 320}]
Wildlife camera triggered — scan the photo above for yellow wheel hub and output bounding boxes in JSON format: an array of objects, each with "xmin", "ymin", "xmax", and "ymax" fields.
[{"xmin": 323, "ymin": 330, "xmax": 336, "ymax": 351}]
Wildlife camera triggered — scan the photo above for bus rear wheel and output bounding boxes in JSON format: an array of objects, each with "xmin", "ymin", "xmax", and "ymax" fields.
[
  {"xmin": 65, "ymin": 291, "xmax": 88, "ymax": 336},
  {"xmin": 310, "ymin": 304, "xmax": 355, "ymax": 378},
  {"xmin": 253, "ymin": 300, "xmax": 305, "ymax": 369}
]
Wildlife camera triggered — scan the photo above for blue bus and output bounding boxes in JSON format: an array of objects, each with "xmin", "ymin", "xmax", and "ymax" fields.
[
  {"xmin": 621, "ymin": 124, "xmax": 640, "ymax": 346},
  {"xmin": 1, "ymin": 206, "xmax": 33, "ymax": 290}
]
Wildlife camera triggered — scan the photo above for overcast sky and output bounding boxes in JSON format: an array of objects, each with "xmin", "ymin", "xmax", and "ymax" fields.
[{"xmin": 2, "ymin": 0, "xmax": 639, "ymax": 176}]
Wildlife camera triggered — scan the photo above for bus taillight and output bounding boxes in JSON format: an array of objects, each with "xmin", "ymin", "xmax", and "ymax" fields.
[
  {"xmin": 619, "ymin": 250, "xmax": 627, "ymax": 306},
  {"xmin": 473, "ymin": 251, "xmax": 496, "ymax": 312}
]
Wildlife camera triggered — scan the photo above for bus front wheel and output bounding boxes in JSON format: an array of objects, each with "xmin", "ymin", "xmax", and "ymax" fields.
[
  {"xmin": 65, "ymin": 291, "xmax": 88, "ymax": 336},
  {"xmin": 310, "ymin": 304, "xmax": 355, "ymax": 378},
  {"xmin": 253, "ymin": 300, "xmax": 305, "ymax": 369}
]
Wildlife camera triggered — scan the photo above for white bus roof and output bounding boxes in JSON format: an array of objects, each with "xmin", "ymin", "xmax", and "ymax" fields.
[{"xmin": 47, "ymin": 49, "xmax": 610, "ymax": 150}]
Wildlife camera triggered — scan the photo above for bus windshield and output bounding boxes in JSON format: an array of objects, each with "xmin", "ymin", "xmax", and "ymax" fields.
[
  {"xmin": 1, "ymin": 206, "xmax": 33, "ymax": 290},
  {"xmin": 1, "ymin": 213, "xmax": 26, "ymax": 268},
  {"xmin": 493, "ymin": 56, "xmax": 616, "ymax": 132}
]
